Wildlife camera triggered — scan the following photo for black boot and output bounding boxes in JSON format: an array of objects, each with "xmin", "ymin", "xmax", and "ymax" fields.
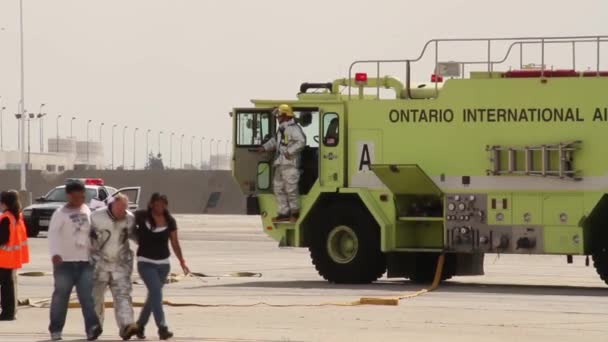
[
  {"xmin": 158, "ymin": 326, "xmax": 174, "ymax": 340},
  {"xmin": 135, "ymin": 324, "xmax": 146, "ymax": 339}
]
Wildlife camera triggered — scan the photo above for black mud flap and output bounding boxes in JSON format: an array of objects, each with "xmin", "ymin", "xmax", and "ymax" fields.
[{"xmin": 246, "ymin": 195, "xmax": 261, "ymax": 215}]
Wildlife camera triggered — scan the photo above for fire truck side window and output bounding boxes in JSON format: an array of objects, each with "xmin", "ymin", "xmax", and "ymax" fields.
[
  {"xmin": 237, "ymin": 112, "xmax": 270, "ymax": 146},
  {"xmin": 323, "ymin": 113, "xmax": 339, "ymax": 146}
]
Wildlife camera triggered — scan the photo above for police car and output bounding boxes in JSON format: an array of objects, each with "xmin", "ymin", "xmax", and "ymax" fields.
[{"xmin": 22, "ymin": 178, "xmax": 141, "ymax": 237}]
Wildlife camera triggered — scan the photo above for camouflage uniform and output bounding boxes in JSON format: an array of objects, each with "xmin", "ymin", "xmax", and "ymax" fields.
[
  {"xmin": 89, "ymin": 206, "xmax": 136, "ymax": 334},
  {"xmin": 263, "ymin": 119, "xmax": 306, "ymax": 216}
]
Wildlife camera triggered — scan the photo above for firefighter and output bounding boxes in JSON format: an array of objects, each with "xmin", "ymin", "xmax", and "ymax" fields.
[
  {"xmin": 0, "ymin": 190, "xmax": 28, "ymax": 321},
  {"xmin": 90, "ymin": 194, "xmax": 138, "ymax": 340},
  {"xmin": 257, "ymin": 104, "xmax": 306, "ymax": 222}
]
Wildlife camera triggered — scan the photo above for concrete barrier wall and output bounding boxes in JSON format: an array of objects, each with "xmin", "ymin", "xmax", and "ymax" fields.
[{"xmin": 0, "ymin": 170, "xmax": 245, "ymax": 214}]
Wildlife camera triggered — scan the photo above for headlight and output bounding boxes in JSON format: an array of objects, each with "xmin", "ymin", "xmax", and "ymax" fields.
[{"xmin": 23, "ymin": 209, "xmax": 33, "ymax": 218}]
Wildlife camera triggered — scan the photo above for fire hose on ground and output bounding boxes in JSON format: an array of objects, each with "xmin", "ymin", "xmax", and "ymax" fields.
[{"xmin": 16, "ymin": 254, "xmax": 445, "ymax": 308}]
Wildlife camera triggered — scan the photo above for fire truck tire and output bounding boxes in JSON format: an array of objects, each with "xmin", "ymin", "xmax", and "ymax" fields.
[
  {"xmin": 592, "ymin": 249, "xmax": 608, "ymax": 284},
  {"xmin": 309, "ymin": 203, "xmax": 386, "ymax": 284},
  {"xmin": 408, "ymin": 253, "xmax": 453, "ymax": 284}
]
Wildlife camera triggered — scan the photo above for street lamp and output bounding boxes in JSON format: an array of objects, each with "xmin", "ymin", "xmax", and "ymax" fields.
[
  {"xmin": 99, "ymin": 122, "xmax": 104, "ymax": 143},
  {"xmin": 27, "ymin": 111, "xmax": 34, "ymax": 167},
  {"xmin": 55, "ymin": 114, "xmax": 61, "ymax": 152},
  {"xmin": 199, "ymin": 137, "xmax": 205, "ymax": 170},
  {"xmin": 216, "ymin": 139, "xmax": 222, "ymax": 169},
  {"xmin": 18, "ymin": 0, "xmax": 26, "ymax": 191},
  {"xmin": 190, "ymin": 136, "xmax": 195, "ymax": 168},
  {"xmin": 122, "ymin": 125, "xmax": 127, "ymax": 169},
  {"xmin": 111, "ymin": 124, "xmax": 117, "ymax": 169},
  {"xmin": 209, "ymin": 138, "xmax": 214, "ymax": 170},
  {"xmin": 37, "ymin": 112, "xmax": 47, "ymax": 153},
  {"xmin": 0, "ymin": 104, "xmax": 5, "ymax": 151},
  {"xmin": 158, "ymin": 131, "xmax": 163, "ymax": 157},
  {"xmin": 170, "ymin": 132, "xmax": 175, "ymax": 169},
  {"xmin": 132, "ymin": 127, "xmax": 138, "ymax": 170},
  {"xmin": 146, "ymin": 129, "xmax": 151, "ymax": 162},
  {"xmin": 70, "ymin": 116, "xmax": 76, "ymax": 138},
  {"xmin": 225, "ymin": 139, "xmax": 230, "ymax": 170},
  {"xmin": 86, "ymin": 119, "xmax": 93, "ymax": 165},
  {"xmin": 180, "ymin": 134, "xmax": 184, "ymax": 169},
  {"xmin": 37, "ymin": 103, "xmax": 45, "ymax": 152}
]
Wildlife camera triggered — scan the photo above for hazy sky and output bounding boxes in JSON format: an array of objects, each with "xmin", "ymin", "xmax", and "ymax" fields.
[{"xmin": 0, "ymin": 0, "xmax": 606, "ymax": 168}]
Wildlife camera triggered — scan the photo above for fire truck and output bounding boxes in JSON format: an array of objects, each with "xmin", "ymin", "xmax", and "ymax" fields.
[{"xmin": 231, "ymin": 35, "xmax": 608, "ymax": 284}]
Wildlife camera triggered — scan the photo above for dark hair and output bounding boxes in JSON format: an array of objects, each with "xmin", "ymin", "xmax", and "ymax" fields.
[
  {"xmin": 146, "ymin": 192, "xmax": 170, "ymax": 228},
  {"xmin": 1, "ymin": 190, "xmax": 22, "ymax": 221},
  {"xmin": 65, "ymin": 180, "xmax": 85, "ymax": 194}
]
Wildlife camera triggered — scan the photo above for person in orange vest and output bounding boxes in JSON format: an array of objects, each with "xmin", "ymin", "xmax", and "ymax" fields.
[{"xmin": 0, "ymin": 190, "xmax": 28, "ymax": 321}]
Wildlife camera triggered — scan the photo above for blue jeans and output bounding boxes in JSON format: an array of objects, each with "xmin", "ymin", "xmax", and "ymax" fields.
[
  {"xmin": 136, "ymin": 262, "xmax": 170, "ymax": 329},
  {"xmin": 49, "ymin": 261, "xmax": 100, "ymax": 334}
]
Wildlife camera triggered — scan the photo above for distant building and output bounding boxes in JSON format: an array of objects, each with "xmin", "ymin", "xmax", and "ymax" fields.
[{"xmin": 0, "ymin": 137, "xmax": 104, "ymax": 171}]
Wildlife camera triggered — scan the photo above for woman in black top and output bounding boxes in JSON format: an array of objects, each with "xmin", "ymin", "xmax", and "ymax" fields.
[{"xmin": 134, "ymin": 193, "xmax": 189, "ymax": 340}]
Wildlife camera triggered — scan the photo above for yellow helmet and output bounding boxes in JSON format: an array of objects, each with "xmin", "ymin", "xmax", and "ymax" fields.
[{"xmin": 277, "ymin": 104, "xmax": 294, "ymax": 117}]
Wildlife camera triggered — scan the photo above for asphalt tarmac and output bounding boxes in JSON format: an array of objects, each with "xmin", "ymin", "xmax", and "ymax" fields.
[{"xmin": 1, "ymin": 215, "xmax": 607, "ymax": 341}]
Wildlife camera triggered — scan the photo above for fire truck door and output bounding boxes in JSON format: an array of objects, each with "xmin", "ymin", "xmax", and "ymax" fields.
[
  {"xmin": 319, "ymin": 107, "xmax": 345, "ymax": 188},
  {"xmin": 233, "ymin": 108, "xmax": 275, "ymax": 194}
]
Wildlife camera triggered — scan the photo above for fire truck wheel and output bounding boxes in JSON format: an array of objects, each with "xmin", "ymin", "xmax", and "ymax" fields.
[
  {"xmin": 309, "ymin": 204, "xmax": 386, "ymax": 284},
  {"xmin": 408, "ymin": 253, "xmax": 453, "ymax": 284},
  {"xmin": 592, "ymin": 249, "xmax": 608, "ymax": 284}
]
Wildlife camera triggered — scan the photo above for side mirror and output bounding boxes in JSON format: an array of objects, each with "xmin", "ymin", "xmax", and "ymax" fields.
[{"xmin": 35, "ymin": 196, "xmax": 46, "ymax": 203}]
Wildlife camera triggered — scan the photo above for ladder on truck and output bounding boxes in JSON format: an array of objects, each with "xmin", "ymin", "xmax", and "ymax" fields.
[{"xmin": 486, "ymin": 141, "xmax": 582, "ymax": 180}]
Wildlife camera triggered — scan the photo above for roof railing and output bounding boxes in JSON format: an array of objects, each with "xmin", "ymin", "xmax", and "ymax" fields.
[{"xmin": 347, "ymin": 35, "xmax": 608, "ymax": 100}]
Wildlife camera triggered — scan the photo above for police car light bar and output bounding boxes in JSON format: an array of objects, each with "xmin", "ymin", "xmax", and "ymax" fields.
[{"xmin": 66, "ymin": 178, "xmax": 105, "ymax": 186}]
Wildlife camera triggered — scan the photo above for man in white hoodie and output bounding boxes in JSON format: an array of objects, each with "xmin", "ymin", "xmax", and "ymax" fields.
[
  {"xmin": 48, "ymin": 180, "xmax": 102, "ymax": 341},
  {"xmin": 90, "ymin": 194, "xmax": 138, "ymax": 340}
]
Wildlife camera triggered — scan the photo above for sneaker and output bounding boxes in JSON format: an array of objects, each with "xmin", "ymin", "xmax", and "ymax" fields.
[
  {"xmin": 158, "ymin": 326, "xmax": 174, "ymax": 340},
  {"xmin": 87, "ymin": 325, "xmax": 103, "ymax": 341},
  {"xmin": 120, "ymin": 323, "xmax": 139, "ymax": 340},
  {"xmin": 272, "ymin": 214, "xmax": 291, "ymax": 222},
  {"xmin": 50, "ymin": 332, "xmax": 62, "ymax": 341}
]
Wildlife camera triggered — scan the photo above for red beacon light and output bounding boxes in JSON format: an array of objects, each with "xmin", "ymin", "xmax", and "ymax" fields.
[
  {"xmin": 355, "ymin": 72, "xmax": 368, "ymax": 84},
  {"xmin": 83, "ymin": 178, "xmax": 104, "ymax": 186},
  {"xmin": 431, "ymin": 74, "xmax": 444, "ymax": 83}
]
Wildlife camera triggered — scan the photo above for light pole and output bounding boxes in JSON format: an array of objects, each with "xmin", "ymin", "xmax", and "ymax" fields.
[
  {"xmin": 190, "ymin": 136, "xmax": 195, "ymax": 169},
  {"xmin": 169, "ymin": 132, "xmax": 175, "ymax": 169},
  {"xmin": 55, "ymin": 114, "xmax": 61, "ymax": 152},
  {"xmin": 37, "ymin": 113, "xmax": 46, "ymax": 153},
  {"xmin": 70, "ymin": 116, "xmax": 76, "ymax": 138},
  {"xmin": 158, "ymin": 131, "xmax": 163, "ymax": 157},
  {"xmin": 18, "ymin": 0, "xmax": 26, "ymax": 191},
  {"xmin": 216, "ymin": 139, "xmax": 222, "ymax": 169},
  {"xmin": 38, "ymin": 103, "xmax": 45, "ymax": 152},
  {"xmin": 99, "ymin": 122, "xmax": 104, "ymax": 143},
  {"xmin": 86, "ymin": 119, "xmax": 92, "ymax": 165},
  {"xmin": 111, "ymin": 124, "xmax": 117, "ymax": 169},
  {"xmin": 199, "ymin": 137, "xmax": 205, "ymax": 170},
  {"xmin": 146, "ymin": 129, "xmax": 151, "ymax": 162},
  {"xmin": 209, "ymin": 138, "xmax": 214, "ymax": 170},
  {"xmin": 27, "ymin": 111, "xmax": 34, "ymax": 167},
  {"xmin": 132, "ymin": 127, "xmax": 138, "ymax": 170},
  {"xmin": 0, "ymin": 104, "xmax": 5, "ymax": 151},
  {"xmin": 122, "ymin": 125, "xmax": 127, "ymax": 169},
  {"xmin": 179, "ymin": 134, "xmax": 184, "ymax": 169},
  {"xmin": 225, "ymin": 139, "xmax": 230, "ymax": 169}
]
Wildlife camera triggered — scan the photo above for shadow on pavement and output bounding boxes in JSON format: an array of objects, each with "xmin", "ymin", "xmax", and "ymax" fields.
[{"xmin": 205, "ymin": 279, "xmax": 608, "ymax": 297}]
